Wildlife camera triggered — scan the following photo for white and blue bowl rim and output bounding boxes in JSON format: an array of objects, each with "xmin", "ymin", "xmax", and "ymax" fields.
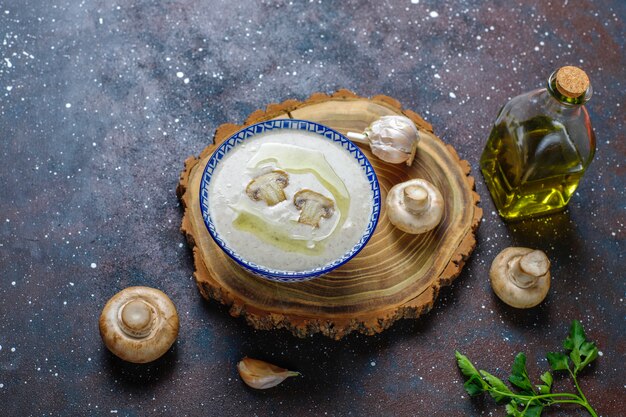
[{"xmin": 199, "ymin": 119, "xmax": 381, "ymax": 283}]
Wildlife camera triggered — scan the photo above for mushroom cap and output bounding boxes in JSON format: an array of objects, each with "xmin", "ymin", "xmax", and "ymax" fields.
[
  {"xmin": 489, "ymin": 247, "xmax": 551, "ymax": 309},
  {"xmin": 99, "ymin": 286, "xmax": 179, "ymax": 363},
  {"xmin": 385, "ymin": 179, "xmax": 444, "ymax": 234}
]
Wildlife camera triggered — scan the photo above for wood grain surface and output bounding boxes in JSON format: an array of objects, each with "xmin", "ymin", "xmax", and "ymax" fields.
[{"xmin": 177, "ymin": 90, "xmax": 482, "ymax": 339}]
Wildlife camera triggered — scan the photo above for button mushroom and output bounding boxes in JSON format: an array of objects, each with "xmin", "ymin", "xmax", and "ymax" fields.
[
  {"xmin": 489, "ymin": 247, "xmax": 551, "ymax": 309},
  {"xmin": 246, "ymin": 170, "xmax": 289, "ymax": 206},
  {"xmin": 386, "ymin": 179, "xmax": 444, "ymax": 234},
  {"xmin": 293, "ymin": 189, "xmax": 335, "ymax": 228},
  {"xmin": 99, "ymin": 286, "xmax": 179, "ymax": 363},
  {"xmin": 347, "ymin": 115, "xmax": 421, "ymax": 166}
]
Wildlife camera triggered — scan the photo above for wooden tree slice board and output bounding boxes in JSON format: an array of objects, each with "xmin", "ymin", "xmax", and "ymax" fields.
[{"xmin": 177, "ymin": 90, "xmax": 482, "ymax": 339}]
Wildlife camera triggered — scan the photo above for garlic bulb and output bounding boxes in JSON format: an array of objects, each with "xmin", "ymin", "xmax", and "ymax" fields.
[
  {"xmin": 347, "ymin": 115, "xmax": 420, "ymax": 166},
  {"xmin": 237, "ymin": 357, "xmax": 300, "ymax": 389}
]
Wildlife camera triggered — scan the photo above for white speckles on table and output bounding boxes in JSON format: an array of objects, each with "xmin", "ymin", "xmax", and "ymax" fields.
[{"xmin": 0, "ymin": 0, "xmax": 623, "ymax": 415}]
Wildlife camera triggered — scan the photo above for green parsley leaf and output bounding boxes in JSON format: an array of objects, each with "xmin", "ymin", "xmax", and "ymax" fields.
[
  {"xmin": 509, "ymin": 353, "xmax": 535, "ymax": 395},
  {"xmin": 536, "ymin": 371, "xmax": 553, "ymax": 394},
  {"xmin": 480, "ymin": 370, "xmax": 513, "ymax": 402},
  {"xmin": 463, "ymin": 374, "xmax": 485, "ymax": 396},
  {"xmin": 563, "ymin": 320, "xmax": 599, "ymax": 374},
  {"xmin": 455, "ymin": 351, "xmax": 481, "ymax": 379},
  {"xmin": 546, "ymin": 352, "xmax": 569, "ymax": 371},
  {"xmin": 455, "ymin": 320, "xmax": 598, "ymax": 417},
  {"xmin": 536, "ymin": 384, "xmax": 550, "ymax": 395},
  {"xmin": 564, "ymin": 320, "xmax": 586, "ymax": 370},
  {"xmin": 506, "ymin": 400, "xmax": 523, "ymax": 417},
  {"xmin": 505, "ymin": 400, "xmax": 543, "ymax": 417},
  {"xmin": 579, "ymin": 341, "xmax": 599, "ymax": 371},
  {"xmin": 455, "ymin": 351, "xmax": 487, "ymax": 396},
  {"xmin": 539, "ymin": 371, "xmax": 552, "ymax": 386},
  {"xmin": 525, "ymin": 404, "xmax": 544, "ymax": 417}
]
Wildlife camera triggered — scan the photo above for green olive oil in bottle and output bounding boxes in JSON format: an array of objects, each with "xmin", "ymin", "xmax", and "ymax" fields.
[{"xmin": 480, "ymin": 66, "xmax": 596, "ymax": 220}]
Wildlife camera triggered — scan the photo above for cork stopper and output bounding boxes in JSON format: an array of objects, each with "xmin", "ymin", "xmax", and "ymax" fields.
[{"xmin": 555, "ymin": 66, "xmax": 589, "ymax": 98}]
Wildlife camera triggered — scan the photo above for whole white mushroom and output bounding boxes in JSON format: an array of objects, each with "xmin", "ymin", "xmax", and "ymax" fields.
[
  {"xmin": 386, "ymin": 179, "xmax": 444, "ymax": 234},
  {"xmin": 99, "ymin": 286, "xmax": 179, "ymax": 363},
  {"xmin": 489, "ymin": 247, "xmax": 551, "ymax": 309}
]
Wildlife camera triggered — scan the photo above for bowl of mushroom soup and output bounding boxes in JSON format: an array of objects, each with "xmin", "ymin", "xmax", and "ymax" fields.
[{"xmin": 199, "ymin": 119, "xmax": 381, "ymax": 282}]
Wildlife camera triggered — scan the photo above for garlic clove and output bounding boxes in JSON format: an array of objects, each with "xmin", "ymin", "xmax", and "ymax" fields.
[
  {"xmin": 370, "ymin": 141, "xmax": 412, "ymax": 164},
  {"xmin": 237, "ymin": 357, "xmax": 300, "ymax": 389}
]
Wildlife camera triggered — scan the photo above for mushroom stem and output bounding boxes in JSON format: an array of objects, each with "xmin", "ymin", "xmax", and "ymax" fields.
[
  {"xmin": 346, "ymin": 131, "xmax": 369, "ymax": 144},
  {"xmin": 403, "ymin": 185, "xmax": 430, "ymax": 214},
  {"xmin": 507, "ymin": 250, "xmax": 550, "ymax": 289},
  {"xmin": 119, "ymin": 299, "xmax": 155, "ymax": 338}
]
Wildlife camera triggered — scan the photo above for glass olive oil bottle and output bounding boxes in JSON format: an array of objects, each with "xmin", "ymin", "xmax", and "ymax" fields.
[{"xmin": 480, "ymin": 66, "xmax": 596, "ymax": 220}]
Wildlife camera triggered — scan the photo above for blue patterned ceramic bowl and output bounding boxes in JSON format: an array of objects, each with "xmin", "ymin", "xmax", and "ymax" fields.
[{"xmin": 199, "ymin": 119, "xmax": 380, "ymax": 283}]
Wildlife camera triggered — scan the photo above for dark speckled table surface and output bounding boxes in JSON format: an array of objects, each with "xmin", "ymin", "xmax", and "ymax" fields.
[{"xmin": 1, "ymin": 0, "xmax": 624, "ymax": 416}]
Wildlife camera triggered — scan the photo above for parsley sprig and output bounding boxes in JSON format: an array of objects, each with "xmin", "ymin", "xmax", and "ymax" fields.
[{"xmin": 455, "ymin": 320, "xmax": 599, "ymax": 417}]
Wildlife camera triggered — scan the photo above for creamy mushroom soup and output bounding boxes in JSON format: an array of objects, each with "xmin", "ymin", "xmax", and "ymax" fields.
[{"xmin": 208, "ymin": 129, "xmax": 374, "ymax": 271}]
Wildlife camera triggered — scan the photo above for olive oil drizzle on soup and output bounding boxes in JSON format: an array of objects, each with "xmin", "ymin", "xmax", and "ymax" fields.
[{"xmin": 208, "ymin": 130, "xmax": 374, "ymax": 272}]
